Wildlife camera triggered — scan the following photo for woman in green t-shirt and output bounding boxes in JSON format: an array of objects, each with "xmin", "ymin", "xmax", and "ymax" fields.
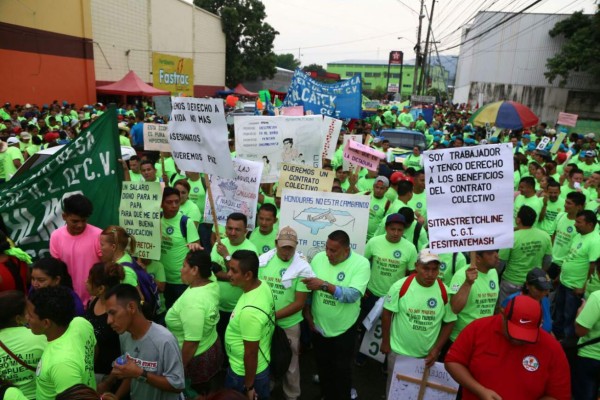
[
  {"xmin": 99, "ymin": 226, "xmax": 139, "ymax": 288},
  {"xmin": 165, "ymin": 250, "xmax": 222, "ymax": 397}
]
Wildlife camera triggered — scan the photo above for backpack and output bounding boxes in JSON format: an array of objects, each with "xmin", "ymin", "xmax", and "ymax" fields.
[
  {"xmin": 242, "ymin": 305, "xmax": 292, "ymax": 380},
  {"xmin": 121, "ymin": 260, "xmax": 161, "ymax": 319},
  {"xmin": 180, "ymin": 214, "xmax": 189, "ymax": 241},
  {"xmin": 399, "ymin": 273, "xmax": 448, "ymax": 305},
  {"xmin": 2, "ymin": 256, "xmax": 27, "ymax": 293}
]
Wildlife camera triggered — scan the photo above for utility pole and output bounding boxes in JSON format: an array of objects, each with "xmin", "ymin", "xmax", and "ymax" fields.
[
  {"xmin": 411, "ymin": 0, "xmax": 425, "ymax": 95},
  {"xmin": 419, "ymin": 0, "xmax": 436, "ymax": 95}
]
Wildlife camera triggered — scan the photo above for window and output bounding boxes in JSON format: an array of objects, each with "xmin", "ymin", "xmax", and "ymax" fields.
[
  {"xmin": 373, "ymin": 73, "xmax": 382, "ymax": 77},
  {"xmin": 365, "ymin": 72, "xmax": 373, "ymax": 77},
  {"xmin": 403, "ymin": 84, "xmax": 412, "ymax": 88},
  {"xmin": 391, "ymin": 73, "xmax": 400, "ymax": 78},
  {"xmin": 346, "ymin": 72, "xmax": 354, "ymax": 77}
]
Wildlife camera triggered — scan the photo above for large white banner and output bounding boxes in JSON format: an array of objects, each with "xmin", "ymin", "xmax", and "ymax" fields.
[
  {"xmin": 204, "ymin": 158, "xmax": 262, "ymax": 230},
  {"xmin": 168, "ymin": 97, "xmax": 234, "ymax": 178},
  {"xmin": 279, "ymin": 189, "xmax": 370, "ymax": 260},
  {"xmin": 424, "ymin": 144, "xmax": 514, "ymax": 253},
  {"xmin": 234, "ymin": 115, "xmax": 324, "ymax": 183}
]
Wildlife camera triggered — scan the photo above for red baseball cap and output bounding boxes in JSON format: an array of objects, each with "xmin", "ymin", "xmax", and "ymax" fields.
[{"xmin": 503, "ymin": 295, "xmax": 542, "ymax": 343}]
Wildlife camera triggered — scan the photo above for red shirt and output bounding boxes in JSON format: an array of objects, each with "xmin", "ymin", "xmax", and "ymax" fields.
[
  {"xmin": 0, "ymin": 256, "xmax": 28, "ymax": 292},
  {"xmin": 445, "ymin": 314, "xmax": 570, "ymax": 400}
]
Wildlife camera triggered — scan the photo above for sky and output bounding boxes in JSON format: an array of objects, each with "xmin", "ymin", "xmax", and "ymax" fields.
[{"xmin": 261, "ymin": 0, "xmax": 598, "ymax": 67}]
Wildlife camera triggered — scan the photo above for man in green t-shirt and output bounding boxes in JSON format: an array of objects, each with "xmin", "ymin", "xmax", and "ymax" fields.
[
  {"xmin": 258, "ymin": 226, "xmax": 311, "ymax": 400},
  {"xmin": 356, "ymin": 176, "xmax": 391, "ymax": 240},
  {"xmin": 499, "ymin": 205, "xmax": 552, "ymax": 304},
  {"xmin": 225, "ymin": 250, "xmax": 275, "ymax": 400},
  {"xmin": 381, "ymin": 249, "xmax": 456, "ymax": 394},
  {"xmin": 382, "ymin": 106, "xmax": 398, "ymax": 128},
  {"xmin": 407, "ymin": 170, "xmax": 427, "ymax": 221},
  {"xmin": 448, "ymin": 250, "xmax": 500, "ymax": 345},
  {"xmin": 4, "ymin": 137, "xmax": 24, "ymax": 180},
  {"xmin": 303, "ymin": 230, "xmax": 370, "ymax": 400},
  {"xmin": 537, "ymin": 180, "xmax": 563, "ymax": 235},
  {"xmin": 160, "ymin": 187, "xmax": 202, "ymax": 308},
  {"xmin": 513, "ymin": 177, "xmax": 543, "ymax": 224},
  {"xmin": 249, "ymin": 203, "xmax": 278, "ymax": 255},
  {"xmin": 27, "ymin": 286, "xmax": 96, "ymax": 400},
  {"xmin": 553, "ymin": 210, "xmax": 599, "ymax": 340},
  {"xmin": 127, "ymin": 156, "xmax": 143, "ymax": 182},
  {"xmin": 573, "ymin": 289, "xmax": 600, "ymax": 399},
  {"xmin": 398, "ymin": 106, "xmax": 414, "ymax": 128}
]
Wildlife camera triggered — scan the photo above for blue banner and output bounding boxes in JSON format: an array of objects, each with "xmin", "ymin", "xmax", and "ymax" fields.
[{"xmin": 283, "ymin": 69, "xmax": 362, "ymax": 119}]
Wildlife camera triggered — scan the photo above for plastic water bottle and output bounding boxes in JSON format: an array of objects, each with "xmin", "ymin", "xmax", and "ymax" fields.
[{"xmin": 115, "ymin": 355, "xmax": 127, "ymax": 366}]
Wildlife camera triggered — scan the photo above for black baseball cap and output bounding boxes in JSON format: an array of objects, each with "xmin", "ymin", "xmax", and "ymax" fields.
[{"xmin": 526, "ymin": 268, "xmax": 552, "ymax": 291}]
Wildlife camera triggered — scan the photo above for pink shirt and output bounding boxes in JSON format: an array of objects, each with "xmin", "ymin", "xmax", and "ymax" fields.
[{"xmin": 49, "ymin": 224, "xmax": 102, "ymax": 305}]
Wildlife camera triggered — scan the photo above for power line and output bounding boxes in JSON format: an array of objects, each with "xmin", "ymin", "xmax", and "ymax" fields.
[{"xmin": 274, "ymin": 32, "xmax": 398, "ymax": 52}]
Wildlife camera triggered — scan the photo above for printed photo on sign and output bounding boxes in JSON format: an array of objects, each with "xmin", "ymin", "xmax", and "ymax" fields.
[
  {"xmin": 279, "ymin": 189, "xmax": 369, "ymax": 260},
  {"xmin": 235, "ymin": 115, "xmax": 324, "ymax": 183}
]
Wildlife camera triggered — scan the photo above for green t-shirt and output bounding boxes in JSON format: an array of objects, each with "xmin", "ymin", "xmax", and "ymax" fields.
[
  {"xmin": 398, "ymin": 112, "xmax": 414, "ymax": 128},
  {"xmin": 249, "ymin": 228, "xmax": 278, "ymax": 255},
  {"xmin": 373, "ymin": 219, "xmax": 429, "ymax": 251},
  {"xmin": 0, "ymin": 327, "xmax": 46, "ymax": 398},
  {"xmin": 145, "ymin": 260, "xmax": 166, "ymax": 314},
  {"xmin": 403, "ymin": 154, "xmax": 422, "ymax": 170},
  {"xmin": 187, "ymin": 178, "xmax": 206, "ymax": 222},
  {"xmin": 513, "ymin": 195, "xmax": 543, "ymax": 224},
  {"xmin": 578, "ymin": 161, "xmax": 599, "ymax": 178},
  {"xmin": 116, "ymin": 253, "xmax": 138, "ymax": 286},
  {"xmin": 407, "ymin": 191, "xmax": 427, "ymax": 221},
  {"xmin": 129, "ymin": 171, "xmax": 143, "ymax": 182},
  {"xmin": 35, "ymin": 317, "xmax": 96, "ymax": 400},
  {"xmin": 385, "ymin": 198, "xmax": 413, "ymax": 218},
  {"xmin": 225, "ymin": 281, "xmax": 275, "ymax": 376},
  {"xmin": 552, "ymin": 213, "xmax": 577, "ymax": 266},
  {"xmin": 310, "ymin": 251, "xmax": 370, "ymax": 337},
  {"xmin": 415, "ymin": 119, "xmax": 427, "ymax": 133},
  {"xmin": 4, "ymin": 146, "xmax": 23, "ymax": 180},
  {"xmin": 119, "ymin": 135, "xmax": 131, "ymax": 147},
  {"xmin": 500, "ymin": 227, "xmax": 552, "ymax": 285},
  {"xmin": 365, "ymin": 193, "xmax": 389, "ymax": 240},
  {"xmin": 165, "ymin": 281, "xmax": 220, "ymax": 356},
  {"xmin": 537, "ymin": 198, "xmax": 564, "ymax": 235},
  {"xmin": 576, "ymin": 289, "xmax": 600, "ymax": 360},
  {"xmin": 383, "ymin": 110, "xmax": 397, "ymax": 127},
  {"xmin": 385, "ymin": 187, "xmax": 398, "ymax": 202},
  {"xmin": 364, "ymin": 235, "xmax": 418, "ymax": 297},
  {"xmin": 160, "ymin": 212, "xmax": 200, "ymax": 284},
  {"xmin": 357, "ymin": 177, "xmax": 376, "ymax": 192},
  {"xmin": 155, "ymin": 157, "xmax": 177, "ymax": 180},
  {"xmin": 560, "ymin": 232, "xmax": 600, "ymax": 289},
  {"xmin": 0, "ymin": 151, "xmax": 5, "ymax": 180},
  {"xmin": 438, "ymin": 252, "xmax": 467, "ymax": 285},
  {"xmin": 258, "ymin": 255, "xmax": 310, "ymax": 328},
  {"xmin": 210, "ymin": 238, "xmax": 258, "ymax": 312},
  {"xmin": 448, "ymin": 267, "xmax": 499, "ymax": 341},
  {"xmin": 383, "ymin": 277, "xmax": 456, "ymax": 357},
  {"xmin": 180, "ymin": 200, "xmax": 201, "ymax": 224},
  {"xmin": 5, "ymin": 387, "xmax": 28, "ymax": 400}
]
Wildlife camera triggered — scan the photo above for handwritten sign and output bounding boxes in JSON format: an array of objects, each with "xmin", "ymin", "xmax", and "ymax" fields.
[
  {"xmin": 343, "ymin": 140, "xmax": 385, "ymax": 171},
  {"xmin": 143, "ymin": 123, "xmax": 171, "ymax": 152},
  {"xmin": 168, "ymin": 97, "xmax": 234, "ymax": 178},
  {"xmin": 277, "ymin": 163, "xmax": 334, "ymax": 197},
  {"xmin": 342, "ymin": 134, "xmax": 363, "ymax": 171},
  {"xmin": 424, "ymin": 144, "xmax": 514, "ymax": 253},
  {"xmin": 536, "ymin": 136, "xmax": 551, "ymax": 151},
  {"xmin": 359, "ymin": 317, "xmax": 385, "ymax": 363},
  {"xmin": 557, "ymin": 112, "xmax": 578, "ymax": 127},
  {"xmin": 118, "ymin": 182, "xmax": 162, "ymax": 260},
  {"xmin": 321, "ymin": 116, "xmax": 343, "ymax": 160}
]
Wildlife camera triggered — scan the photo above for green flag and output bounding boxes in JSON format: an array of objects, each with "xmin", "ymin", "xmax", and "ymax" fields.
[{"xmin": 0, "ymin": 107, "xmax": 124, "ymax": 260}]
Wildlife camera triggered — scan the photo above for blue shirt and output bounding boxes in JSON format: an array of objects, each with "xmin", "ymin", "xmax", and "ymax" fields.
[
  {"xmin": 131, "ymin": 122, "xmax": 144, "ymax": 146},
  {"xmin": 502, "ymin": 291, "xmax": 552, "ymax": 333}
]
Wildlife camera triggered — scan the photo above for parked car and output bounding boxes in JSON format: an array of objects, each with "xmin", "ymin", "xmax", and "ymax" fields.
[{"xmin": 379, "ymin": 128, "xmax": 427, "ymax": 169}]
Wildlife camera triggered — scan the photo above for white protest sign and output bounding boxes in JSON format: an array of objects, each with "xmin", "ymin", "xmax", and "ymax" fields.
[
  {"xmin": 204, "ymin": 158, "xmax": 262, "ymax": 230},
  {"xmin": 279, "ymin": 189, "xmax": 370, "ymax": 261},
  {"xmin": 557, "ymin": 112, "xmax": 578, "ymax": 127},
  {"xmin": 358, "ymin": 317, "xmax": 385, "ymax": 363},
  {"xmin": 277, "ymin": 163, "xmax": 334, "ymax": 197},
  {"xmin": 388, "ymin": 355, "xmax": 459, "ymax": 400},
  {"xmin": 168, "ymin": 97, "xmax": 234, "ymax": 178},
  {"xmin": 118, "ymin": 182, "xmax": 162, "ymax": 260},
  {"xmin": 342, "ymin": 134, "xmax": 363, "ymax": 171},
  {"xmin": 143, "ymin": 123, "xmax": 171, "ymax": 152},
  {"xmin": 343, "ymin": 140, "xmax": 385, "ymax": 172},
  {"xmin": 536, "ymin": 136, "xmax": 551, "ymax": 150},
  {"xmin": 321, "ymin": 116, "xmax": 343, "ymax": 160},
  {"xmin": 424, "ymin": 144, "xmax": 514, "ymax": 253},
  {"xmin": 235, "ymin": 115, "xmax": 324, "ymax": 183}
]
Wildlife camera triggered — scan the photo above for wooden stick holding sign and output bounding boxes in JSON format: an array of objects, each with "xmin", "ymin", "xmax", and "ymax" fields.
[
  {"xmin": 417, "ymin": 367, "xmax": 431, "ymax": 400},
  {"xmin": 395, "ymin": 373, "xmax": 458, "ymax": 395},
  {"xmin": 203, "ymin": 174, "xmax": 223, "ymax": 246}
]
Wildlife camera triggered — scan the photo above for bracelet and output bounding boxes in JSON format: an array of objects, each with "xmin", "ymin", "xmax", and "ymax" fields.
[{"xmin": 243, "ymin": 384, "xmax": 255, "ymax": 393}]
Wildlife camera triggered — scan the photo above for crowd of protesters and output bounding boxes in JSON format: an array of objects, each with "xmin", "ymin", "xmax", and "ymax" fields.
[{"xmin": 0, "ymin": 98, "xmax": 599, "ymax": 400}]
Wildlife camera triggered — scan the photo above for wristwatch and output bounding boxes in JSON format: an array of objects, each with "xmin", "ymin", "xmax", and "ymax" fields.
[
  {"xmin": 225, "ymin": 255, "xmax": 232, "ymax": 262},
  {"xmin": 320, "ymin": 282, "xmax": 329, "ymax": 292},
  {"xmin": 137, "ymin": 369, "xmax": 148, "ymax": 382}
]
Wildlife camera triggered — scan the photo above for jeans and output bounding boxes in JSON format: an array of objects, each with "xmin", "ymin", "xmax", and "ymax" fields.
[
  {"xmin": 314, "ymin": 326, "xmax": 357, "ymax": 400},
  {"xmin": 572, "ymin": 355, "xmax": 600, "ymax": 400},
  {"xmin": 552, "ymin": 283, "xmax": 582, "ymax": 339},
  {"xmin": 164, "ymin": 283, "xmax": 187, "ymax": 309},
  {"xmin": 225, "ymin": 366, "xmax": 271, "ymax": 399}
]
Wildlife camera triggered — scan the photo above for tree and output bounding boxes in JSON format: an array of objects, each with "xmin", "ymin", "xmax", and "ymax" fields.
[
  {"xmin": 545, "ymin": 8, "xmax": 600, "ymax": 87},
  {"xmin": 194, "ymin": 0, "xmax": 278, "ymax": 87},
  {"xmin": 275, "ymin": 53, "xmax": 300, "ymax": 71},
  {"xmin": 303, "ymin": 63, "xmax": 326, "ymax": 75}
]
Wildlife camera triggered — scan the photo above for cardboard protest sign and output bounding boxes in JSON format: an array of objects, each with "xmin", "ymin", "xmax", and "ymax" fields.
[
  {"xmin": 388, "ymin": 355, "xmax": 459, "ymax": 400},
  {"xmin": 235, "ymin": 115, "xmax": 324, "ymax": 183},
  {"xmin": 279, "ymin": 189, "xmax": 369, "ymax": 261},
  {"xmin": 143, "ymin": 123, "xmax": 171, "ymax": 152},
  {"xmin": 204, "ymin": 158, "xmax": 263, "ymax": 230},
  {"xmin": 153, "ymin": 95, "xmax": 172, "ymax": 118},
  {"xmin": 277, "ymin": 163, "xmax": 334, "ymax": 197},
  {"xmin": 119, "ymin": 182, "xmax": 162, "ymax": 260},
  {"xmin": 168, "ymin": 97, "xmax": 234, "ymax": 178},
  {"xmin": 557, "ymin": 112, "xmax": 578, "ymax": 127},
  {"xmin": 321, "ymin": 116, "xmax": 343, "ymax": 159},
  {"xmin": 359, "ymin": 317, "xmax": 385, "ymax": 363},
  {"xmin": 424, "ymin": 144, "xmax": 514, "ymax": 253},
  {"xmin": 550, "ymin": 132, "xmax": 566, "ymax": 154},
  {"xmin": 283, "ymin": 68, "xmax": 362, "ymax": 119},
  {"xmin": 0, "ymin": 108, "xmax": 123, "ymax": 260},
  {"xmin": 536, "ymin": 136, "xmax": 551, "ymax": 151},
  {"xmin": 343, "ymin": 140, "xmax": 385, "ymax": 172},
  {"xmin": 342, "ymin": 134, "xmax": 363, "ymax": 171}
]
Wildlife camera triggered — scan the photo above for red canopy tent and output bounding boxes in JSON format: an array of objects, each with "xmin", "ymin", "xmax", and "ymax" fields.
[
  {"xmin": 232, "ymin": 84, "xmax": 258, "ymax": 97},
  {"xmin": 96, "ymin": 70, "xmax": 170, "ymax": 96}
]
